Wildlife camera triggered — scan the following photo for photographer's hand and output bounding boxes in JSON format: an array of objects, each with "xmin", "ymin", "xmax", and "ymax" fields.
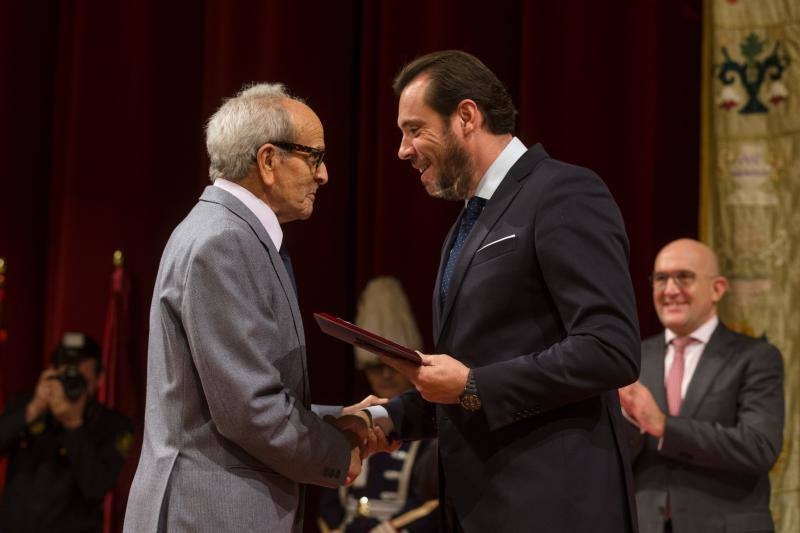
[
  {"xmin": 48, "ymin": 378, "xmax": 87, "ymax": 429},
  {"xmin": 25, "ymin": 368, "xmax": 57, "ymax": 423}
]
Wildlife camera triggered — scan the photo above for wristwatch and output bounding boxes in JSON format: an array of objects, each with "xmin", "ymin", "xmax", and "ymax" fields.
[{"xmin": 459, "ymin": 369, "xmax": 482, "ymax": 411}]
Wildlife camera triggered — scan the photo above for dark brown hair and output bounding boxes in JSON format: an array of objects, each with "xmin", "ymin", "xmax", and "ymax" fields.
[{"xmin": 393, "ymin": 50, "xmax": 516, "ymax": 135}]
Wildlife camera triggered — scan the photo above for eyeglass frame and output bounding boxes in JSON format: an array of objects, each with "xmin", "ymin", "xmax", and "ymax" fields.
[
  {"xmin": 268, "ymin": 141, "xmax": 326, "ymax": 170},
  {"xmin": 648, "ymin": 269, "xmax": 718, "ymax": 289}
]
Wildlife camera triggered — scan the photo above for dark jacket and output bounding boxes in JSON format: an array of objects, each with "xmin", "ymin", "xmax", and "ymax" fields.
[
  {"xmin": 630, "ymin": 323, "xmax": 784, "ymax": 533},
  {"xmin": 387, "ymin": 144, "xmax": 641, "ymax": 532},
  {"xmin": 0, "ymin": 394, "xmax": 133, "ymax": 533}
]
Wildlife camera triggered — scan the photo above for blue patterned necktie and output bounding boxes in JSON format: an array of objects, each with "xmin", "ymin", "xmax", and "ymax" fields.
[
  {"xmin": 279, "ymin": 242, "xmax": 298, "ymax": 297},
  {"xmin": 440, "ymin": 196, "xmax": 487, "ymax": 305}
]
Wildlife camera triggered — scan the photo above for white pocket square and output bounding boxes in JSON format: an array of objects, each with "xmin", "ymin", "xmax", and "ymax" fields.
[{"xmin": 477, "ymin": 234, "xmax": 516, "ymax": 253}]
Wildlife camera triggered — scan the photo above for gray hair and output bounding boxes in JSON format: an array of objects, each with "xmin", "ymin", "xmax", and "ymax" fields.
[{"xmin": 205, "ymin": 82, "xmax": 300, "ymax": 182}]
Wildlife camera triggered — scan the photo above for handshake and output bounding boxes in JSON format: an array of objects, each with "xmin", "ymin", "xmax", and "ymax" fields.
[{"xmin": 325, "ymin": 395, "xmax": 401, "ymax": 485}]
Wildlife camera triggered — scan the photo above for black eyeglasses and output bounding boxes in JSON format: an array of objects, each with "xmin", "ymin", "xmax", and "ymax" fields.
[
  {"xmin": 649, "ymin": 270, "xmax": 698, "ymax": 289},
  {"xmin": 269, "ymin": 141, "xmax": 325, "ymax": 170}
]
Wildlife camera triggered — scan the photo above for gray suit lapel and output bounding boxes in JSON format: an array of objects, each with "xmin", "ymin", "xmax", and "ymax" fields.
[
  {"xmin": 199, "ymin": 186, "xmax": 309, "ymax": 403},
  {"xmin": 435, "ymin": 144, "xmax": 548, "ymax": 342},
  {"xmin": 681, "ymin": 324, "xmax": 734, "ymax": 418}
]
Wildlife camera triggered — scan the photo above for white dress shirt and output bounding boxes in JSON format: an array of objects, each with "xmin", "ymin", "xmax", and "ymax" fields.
[
  {"xmin": 472, "ymin": 136, "xmax": 527, "ymax": 202},
  {"xmin": 213, "ymin": 178, "xmax": 282, "ymax": 250}
]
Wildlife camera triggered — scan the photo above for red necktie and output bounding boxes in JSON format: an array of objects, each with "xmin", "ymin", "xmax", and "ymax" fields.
[{"xmin": 666, "ymin": 337, "xmax": 696, "ymax": 416}]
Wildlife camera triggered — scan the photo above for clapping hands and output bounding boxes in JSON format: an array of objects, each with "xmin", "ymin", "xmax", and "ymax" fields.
[{"xmin": 618, "ymin": 382, "xmax": 666, "ymax": 438}]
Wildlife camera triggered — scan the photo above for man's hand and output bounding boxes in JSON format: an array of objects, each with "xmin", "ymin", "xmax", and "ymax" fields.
[
  {"xmin": 342, "ymin": 395, "xmax": 388, "ymax": 415},
  {"xmin": 370, "ymin": 425, "xmax": 402, "ymax": 456},
  {"xmin": 47, "ymin": 375, "xmax": 87, "ymax": 429},
  {"xmin": 327, "ymin": 412, "xmax": 400, "ymax": 458},
  {"xmin": 380, "ymin": 352, "xmax": 469, "ymax": 404},
  {"xmin": 26, "ymin": 368, "xmax": 56, "ymax": 423},
  {"xmin": 345, "ymin": 445, "xmax": 362, "ymax": 485},
  {"xmin": 618, "ymin": 382, "xmax": 666, "ymax": 438}
]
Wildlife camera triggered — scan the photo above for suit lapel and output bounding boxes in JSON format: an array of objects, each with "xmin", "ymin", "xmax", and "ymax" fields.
[
  {"xmin": 680, "ymin": 324, "xmax": 734, "ymax": 418},
  {"xmin": 199, "ymin": 186, "xmax": 309, "ymax": 403},
  {"xmin": 640, "ymin": 338, "xmax": 668, "ymax": 412},
  {"xmin": 435, "ymin": 144, "xmax": 549, "ymax": 342}
]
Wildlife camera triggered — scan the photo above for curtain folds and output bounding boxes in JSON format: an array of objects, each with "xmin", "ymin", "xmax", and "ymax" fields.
[{"xmin": 0, "ymin": 2, "xmax": 702, "ymax": 530}]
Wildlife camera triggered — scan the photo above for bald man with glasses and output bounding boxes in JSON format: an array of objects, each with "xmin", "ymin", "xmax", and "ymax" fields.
[{"xmin": 619, "ymin": 238, "xmax": 784, "ymax": 533}]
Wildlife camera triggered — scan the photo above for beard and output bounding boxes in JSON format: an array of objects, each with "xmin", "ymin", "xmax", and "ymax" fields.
[{"xmin": 429, "ymin": 126, "xmax": 474, "ymax": 201}]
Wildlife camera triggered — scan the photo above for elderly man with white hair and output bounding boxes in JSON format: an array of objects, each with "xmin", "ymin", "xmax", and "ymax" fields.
[{"xmin": 124, "ymin": 83, "xmax": 377, "ymax": 533}]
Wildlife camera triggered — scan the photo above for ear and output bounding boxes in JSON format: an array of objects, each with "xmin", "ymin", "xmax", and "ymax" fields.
[
  {"xmin": 455, "ymin": 99, "xmax": 481, "ymax": 136},
  {"xmin": 710, "ymin": 275, "xmax": 728, "ymax": 303},
  {"xmin": 256, "ymin": 143, "xmax": 279, "ymax": 186}
]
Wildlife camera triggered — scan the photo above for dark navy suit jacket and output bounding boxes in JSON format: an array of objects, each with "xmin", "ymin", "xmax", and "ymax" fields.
[{"xmin": 387, "ymin": 144, "xmax": 641, "ymax": 532}]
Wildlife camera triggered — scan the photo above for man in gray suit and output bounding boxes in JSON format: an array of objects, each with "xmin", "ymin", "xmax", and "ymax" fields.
[
  {"xmin": 124, "ymin": 83, "xmax": 368, "ymax": 533},
  {"xmin": 620, "ymin": 238, "xmax": 784, "ymax": 533}
]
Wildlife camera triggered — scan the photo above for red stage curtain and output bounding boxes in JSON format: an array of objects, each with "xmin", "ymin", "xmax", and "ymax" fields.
[{"xmin": 0, "ymin": 1, "xmax": 701, "ymax": 530}]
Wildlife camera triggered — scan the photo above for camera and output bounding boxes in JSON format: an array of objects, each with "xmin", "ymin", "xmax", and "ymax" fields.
[
  {"xmin": 51, "ymin": 364, "xmax": 88, "ymax": 402},
  {"xmin": 50, "ymin": 332, "xmax": 101, "ymax": 402}
]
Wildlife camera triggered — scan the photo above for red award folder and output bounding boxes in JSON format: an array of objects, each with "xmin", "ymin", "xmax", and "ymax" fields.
[{"xmin": 314, "ymin": 312, "xmax": 422, "ymax": 366}]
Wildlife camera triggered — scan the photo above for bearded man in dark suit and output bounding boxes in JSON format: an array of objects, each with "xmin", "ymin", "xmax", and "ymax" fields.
[{"xmin": 357, "ymin": 50, "xmax": 641, "ymax": 533}]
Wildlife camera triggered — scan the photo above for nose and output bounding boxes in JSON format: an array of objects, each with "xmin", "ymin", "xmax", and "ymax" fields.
[
  {"xmin": 663, "ymin": 276, "xmax": 681, "ymax": 294},
  {"xmin": 398, "ymin": 135, "xmax": 414, "ymax": 161},
  {"xmin": 315, "ymin": 162, "xmax": 328, "ymax": 185}
]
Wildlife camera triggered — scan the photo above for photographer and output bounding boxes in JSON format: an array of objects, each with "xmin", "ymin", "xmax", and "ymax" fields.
[{"xmin": 0, "ymin": 332, "xmax": 133, "ymax": 533}]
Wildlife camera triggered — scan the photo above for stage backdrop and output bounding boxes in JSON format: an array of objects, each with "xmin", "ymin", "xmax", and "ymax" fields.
[
  {"xmin": 0, "ymin": 1, "xmax": 701, "ymax": 531},
  {"xmin": 701, "ymin": 0, "xmax": 799, "ymax": 530}
]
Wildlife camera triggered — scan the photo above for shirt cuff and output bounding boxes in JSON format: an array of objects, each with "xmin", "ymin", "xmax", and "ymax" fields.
[{"xmin": 365, "ymin": 405, "xmax": 394, "ymax": 434}]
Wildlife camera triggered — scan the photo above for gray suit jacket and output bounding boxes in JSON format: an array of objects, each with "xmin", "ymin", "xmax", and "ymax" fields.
[
  {"xmin": 124, "ymin": 186, "xmax": 351, "ymax": 533},
  {"xmin": 630, "ymin": 322, "xmax": 784, "ymax": 533}
]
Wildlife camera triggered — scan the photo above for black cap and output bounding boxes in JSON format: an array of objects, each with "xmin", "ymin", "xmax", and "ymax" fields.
[{"xmin": 52, "ymin": 332, "xmax": 102, "ymax": 366}]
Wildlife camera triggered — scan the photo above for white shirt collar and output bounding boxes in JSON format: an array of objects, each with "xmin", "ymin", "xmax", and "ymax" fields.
[
  {"xmin": 472, "ymin": 136, "xmax": 527, "ymax": 202},
  {"xmin": 664, "ymin": 314, "xmax": 719, "ymax": 345},
  {"xmin": 213, "ymin": 178, "xmax": 283, "ymax": 250}
]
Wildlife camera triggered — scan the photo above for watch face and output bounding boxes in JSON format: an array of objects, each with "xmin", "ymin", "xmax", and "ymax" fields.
[{"xmin": 460, "ymin": 394, "xmax": 482, "ymax": 411}]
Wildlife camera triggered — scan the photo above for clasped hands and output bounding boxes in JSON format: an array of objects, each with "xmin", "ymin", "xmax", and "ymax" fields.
[
  {"xmin": 326, "ymin": 395, "xmax": 400, "ymax": 485},
  {"xmin": 328, "ymin": 352, "xmax": 470, "ymax": 485}
]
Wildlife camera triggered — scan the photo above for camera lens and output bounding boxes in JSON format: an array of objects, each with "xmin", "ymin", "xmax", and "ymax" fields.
[{"xmin": 59, "ymin": 365, "xmax": 87, "ymax": 402}]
